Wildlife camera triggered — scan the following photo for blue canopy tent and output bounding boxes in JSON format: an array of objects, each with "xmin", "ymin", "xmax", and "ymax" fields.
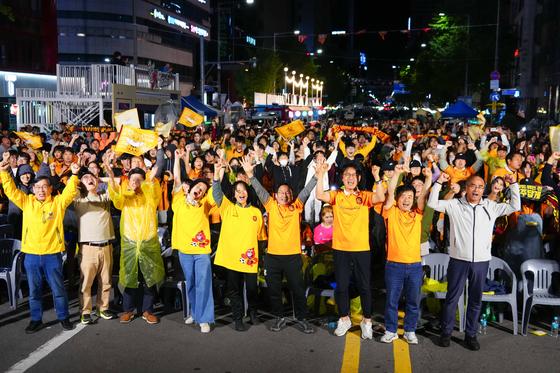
[
  {"xmin": 181, "ymin": 95, "xmax": 218, "ymax": 118},
  {"xmin": 441, "ymin": 101, "xmax": 478, "ymax": 118}
]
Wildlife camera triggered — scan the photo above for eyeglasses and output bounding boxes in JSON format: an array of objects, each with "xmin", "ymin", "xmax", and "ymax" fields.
[
  {"xmin": 343, "ymin": 173, "xmax": 357, "ymax": 178},
  {"xmin": 467, "ymin": 184, "xmax": 485, "ymax": 190}
]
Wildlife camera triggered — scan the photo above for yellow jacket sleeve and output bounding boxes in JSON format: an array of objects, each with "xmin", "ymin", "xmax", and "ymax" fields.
[
  {"xmin": 108, "ymin": 183, "xmax": 124, "ymax": 210},
  {"xmin": 357, "ymin": 137, "xmax": 377, "ymax": 158},
  {"xmin": 141, "ymin": 180, "xmax": 162, "ymax": 206},
  {"xmin": 0, "ymin": 170, "xmax": 28, "ymax": 210},
  {"xmin": 339, "ymin": 141, "xmax": 347, "ymax": 157},
  {"xmin": 57, "ymin": 175, "xmax": 79, "ymax": 209}
]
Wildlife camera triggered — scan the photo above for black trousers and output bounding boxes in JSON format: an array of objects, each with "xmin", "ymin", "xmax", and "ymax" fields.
[
  {"xmin": 265, "ymin": 254, "xmax": 307, "ymax": 320},
  {"xmin": 333, "ymin": 250, "xmax": 372, "ymax": 318},
  {"xmin": 226, "ymin": 269, "xmax": 257, "ymax": 321}
]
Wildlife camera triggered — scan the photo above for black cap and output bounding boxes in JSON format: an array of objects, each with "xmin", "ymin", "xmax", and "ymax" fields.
[
  {"xmin": 382, "ymin": 160, "xmax": 396, "ymax": 171},
  {"xmin": 119, "ymin": 153, "xmax": 133, "ymax": 161},
  {"xmin": 409, "ymin": 160, "xmax": 423, "ymax": 169},
  {"xmin": 128, "ymin": 167, "xmax": 146, "ymax": 178},
  {"xmin": 455, "ymin": 153, "xmax": 467, "ymax": 161},
  {"xmin": 78, "ymin": 167, "xmax": 94, "ymax": 179}
]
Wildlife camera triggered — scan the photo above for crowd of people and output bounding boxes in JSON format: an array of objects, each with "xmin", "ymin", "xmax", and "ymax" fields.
[{"xmin": 1, "ymin": 115, "xmax": 559, "ymax": 351}]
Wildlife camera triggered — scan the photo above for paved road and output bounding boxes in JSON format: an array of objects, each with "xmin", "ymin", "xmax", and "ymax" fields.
[{"xmin": 1, "ymin": 289, "xmax": 559, "ymax": 373}]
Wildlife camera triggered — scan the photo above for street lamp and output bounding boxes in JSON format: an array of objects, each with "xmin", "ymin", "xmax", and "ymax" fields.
[
  {"xmin": 305, "ymin": 76, "xmax": 310, "ymax": 105},
  {"xmin": 410, "ymin": 58, "xmax": 415, "ymax": 62},
  {"xmin": 291, "ymin": 70, "xmax": 296, "ymax": 98},
  {"xmin": 421, "ymin": 43, "xmax": 426, "ymax": 48},
  {"xmin": 283, "ymin": 67, "xmax": 289, "ymax": 95},
  {"xmin": 294, "ymin": 30, "xmax": 300, "ymax": 35},
  {"xmin": 246, "ymin": 0, "xmax": 254, "ymax": 3},
  {"xmin": 438, "ymin": 12, "xmax": 445, "ymax": 16},
  {"xmin": 299, "ymin": 73, "xmax": 304, "ymax": 98},
  {"xmin": 317, "ymin": 49, "xmax": 323, "ymax": 54}
]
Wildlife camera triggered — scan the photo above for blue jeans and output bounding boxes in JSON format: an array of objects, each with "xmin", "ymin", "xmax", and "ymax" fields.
[
  {"xmin": 384, "ymin": 261, "xmax": 423, "ymax": 333},
  {"xmin": 178, "ymin": 253, "xmax": 214, "ymax": 323},
  {"xmin": 24, "ymin": 253, "xmax": 69, "ymax": 321}
]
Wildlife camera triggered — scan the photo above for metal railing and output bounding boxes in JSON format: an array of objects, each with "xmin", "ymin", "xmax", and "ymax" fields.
[{"xmin": 56, "ymin": 64, "xmax": 179, "ymax": 98}]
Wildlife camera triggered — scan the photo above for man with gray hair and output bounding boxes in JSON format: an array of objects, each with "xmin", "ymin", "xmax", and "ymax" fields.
[{"xmin": 428, "ymin": 172, "xmax": 520, "ymax": 351}]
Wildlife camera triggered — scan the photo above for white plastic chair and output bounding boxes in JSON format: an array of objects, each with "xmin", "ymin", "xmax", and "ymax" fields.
[
  {"xmin": 521, "ymin": 259, "xmax": 560, "ymax": 336},
  {"xmin": 420, "ymin": 253, "xmax": 465, "ymax": 332},
  {"xmin": 0, "ymin": 238, "xmax": 22, "ymax": 309},
  {"xmin": 481, "ymin": 256, "xmax": 518, "ymax": 335}
]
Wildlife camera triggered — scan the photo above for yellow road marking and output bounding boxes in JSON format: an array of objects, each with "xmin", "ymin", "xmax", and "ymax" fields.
[
  {"xmin": 394, "ymin": 311, "xmax": 413, "ymax": 373},
  {"xmin": 341, "ymin": 330, "xmax": 361, "ymax": 373}
]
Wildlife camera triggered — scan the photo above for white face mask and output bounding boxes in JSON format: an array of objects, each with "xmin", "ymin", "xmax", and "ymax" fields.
[{"xmin": 279, "ymin": 159, "xmax": 288, "ymax": 167}]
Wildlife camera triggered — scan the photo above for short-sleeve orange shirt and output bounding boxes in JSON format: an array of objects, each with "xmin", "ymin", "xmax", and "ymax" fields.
[
  {"xmin": 382, "ymin": 205, "xmax": 423, "ymax": 263},
  {"xmin": 328, "ymin": 190, "xmax": 374, "ymax": 252},
  {"xmin": 264, "ymin": 198, "xmax": 304, "ymax": 255}
]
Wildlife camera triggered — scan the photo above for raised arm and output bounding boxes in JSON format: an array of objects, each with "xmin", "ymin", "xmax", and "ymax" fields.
[
  {"xmin": 241, "ymin": 155, "xmax": 271, "ymax": 205},
  {"xmin": 371, "ymin": 164, "xmax": 385, "ymax": 204},
  {"xmin": 384, "ymin": 165, "xmax": 403, "ymax": 210},
  {"xmin": 141, "ymin": 166, "xmax": 162, "ymax": 206},
  {"xmin": 493, "ymin": 174, "xmax": 521, "ymax": 217},
  {"xmin": 212, "ymin": 160, "xmax": 226, "ymax": 207},
  {"xmin": 315, "ymin": 158, "xmax": 331, "ymax": 203},
  {"xmin": 58, "ymin": 162, "xmax": 81, "ymax": 208},
  {"xmin": 427, "ymin": 172, "xmax": 452, "ymax": 213},
  {"xmin": 173, "ymin": 148, "xmax": 184, "ymax": 191},
  {"xmin": 0, "ymin": 154, "xmax": 27, "ymax": 210},
  {"xmin": 438, "ymin": 141, "xmax": 452, "ymax": 170},
  {"xmin": 416, "ymin": 167, "xmax": 433, "ymax": 212},
  {"xmin": 297, "ymin": 175, "xmax": 317, "ymax": 204},
  {"xmin": 467, "ymin": 141, "xmax": 483, "ymax": 172}
]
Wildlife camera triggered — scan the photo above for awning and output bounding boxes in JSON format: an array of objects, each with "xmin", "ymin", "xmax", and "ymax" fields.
[
  {"xmin": 441, "ymin": 101, "xmax": 478, "ymax": 118},
  {"xmin": 181, "ymin": 95, "xmax": 218, "ymax": 118}
]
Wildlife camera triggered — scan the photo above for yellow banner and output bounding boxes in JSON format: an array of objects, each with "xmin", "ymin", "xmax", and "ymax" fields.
[
  {"xmin": 275, "ymin": 120, "xmax": 305, "ymax": 139},
  {"xmin": 114, "ymin": 126, "xmax": 159, "ymax": 156},
  {"xmin": 550, "ymin": 125, "xmax": 560, "ymax": 153},
  {"xmin": 155, "ymin": 121, "xmax": 173, "ymax": 138},
  {"xmin": 178, "ymin": 107, "xmax": 204, "ymax": 128},
  {"xmin": 113, "ymin": 108, "xmax": 141, "ymax": 132},
  {"xmin": 14, "ymin": 132, "xmax": 43, "ymax": 149},
  {"xmin": 332, "ymin": 125, "xmax": 391, "ymax": 143}
]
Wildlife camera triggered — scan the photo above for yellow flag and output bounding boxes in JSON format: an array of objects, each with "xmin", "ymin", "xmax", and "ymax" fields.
[
  {"xmin": 550, "ymin": 125, "xmax": 560, "ymax": 153},
  {"xmin": 114, "ymin": 126, "xmax": 159, "ymax": 156},
  {"xmin": 114, "ymin": 108, "xmax": 141, "ymax": 132},
  {"xmin": 178, "ymin": 107, "xmax": 204, "ymax": 128},
  {"xmin": 155, "ymin": 121, "xmax": 173, "ymax": 138},
  {"xmin": 14, "ymin": 132, "xmax": 43, "ymax": 149},
  {"xmin": 275, "ymin": 120, "xmax": 305, "ymax": 139}
]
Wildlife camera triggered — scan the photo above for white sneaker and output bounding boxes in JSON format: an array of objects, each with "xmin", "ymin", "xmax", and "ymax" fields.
[
  {"xmin": 380, "ymin": 331, "xmax": 399, "ymax": 343},
  {"xmin": 360, "ymin": 320, "xmax": 373, "ymax": 340},
  {"xmin": 200, "ymin": 323, "xmax": 211, "ymax": 333},
  {"xmin": 184, "ymin": 316, "xmax": 194, "ymax": 325},
  {"xmin": 334, "ymin": 318, "xmax": 352, "ymax": 336},
  {"xmin": 404, "ymin": 331, "xmax": 418, "ymax": 344}
]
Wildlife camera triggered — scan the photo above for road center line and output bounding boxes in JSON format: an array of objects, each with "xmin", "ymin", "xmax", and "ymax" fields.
[
  {"xmin": 340, "ymin": 329, "xmax": 361, "ymax": 373},
  {"xmin": 6, "ymin": 324, "xmax": 86, "ymax": 373},
  {"xmin": 394, "ymin": 311, "xmax": 412, "ymax": 373}
]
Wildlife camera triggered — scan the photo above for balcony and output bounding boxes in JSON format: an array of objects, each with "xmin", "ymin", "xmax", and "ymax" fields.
[{"xmin": 56, "ymin": 63, "xmax": 180, "ymax": 98}]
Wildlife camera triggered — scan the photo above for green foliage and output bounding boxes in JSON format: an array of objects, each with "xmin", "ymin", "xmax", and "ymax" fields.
[{"xmin": 0, "ymin": 4, "xmax": 14, "ymax": 22}]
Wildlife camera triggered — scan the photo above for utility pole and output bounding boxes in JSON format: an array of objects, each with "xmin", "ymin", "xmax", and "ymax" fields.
[
  {"xmin": 494, "ymin": 0, "xmax": 500, "ymax": 71},
  {"xmin": 200, "ymin": 36, "xmax": 205, "ymax": 104},
  {"xmin": 132, "ymin": 0, "xmax": 138, "ymax": 64},
  {"xmin": 217, "ymin": 6, "xmax": 221, "ymax": 104}
]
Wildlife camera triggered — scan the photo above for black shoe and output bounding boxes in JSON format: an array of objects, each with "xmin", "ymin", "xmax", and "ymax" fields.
[
  {"xmin": 80, "ymin": 314, "xmax": 94, "ymax": 325},
  {"xmin": 295, "ymin": 319, "xmax": 315, "ymax": 334},
  {"xmin": 99, "ymin": 310, "xmax": 117, "ymax": 320},
  {"xmin": 464, "ymin": 335, "xmax": 480, "ymax": 351},
  {"xmin": 439, "ymin": 334, "xmax": 451, "ymax": 347},
  {"xmin": 248, "ymin": 310, "xmax": 259, "ymax": 325},
  {"xmin": 234, "ymin": 320, "xmax": 248, "ymax": 332},
  {"xmin": 60, "ymin": 318, "xmax": 74, "ymax": 331},
  {"xmin": 25, "ymin": 320, "xmax": 43, "ymax": 334},
  {"xmin": 270, "ymin": 317, "xmax": 287, "ymax": 332}
]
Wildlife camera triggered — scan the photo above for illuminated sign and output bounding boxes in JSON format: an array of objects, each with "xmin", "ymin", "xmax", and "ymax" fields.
[
  {"xmin": 359, "ymin": 52, "xmax": 366, "ymax": 66},
  {"xmin": 150, "ymin": 8, "xmax": 209, "ymax": 38},
  {"xmin": 331, "ymin": 30, "xmax": 346, "ymax": 35},
  {"xmin": 246, "ymin": 36, "xmax": 256, "ymax": 46}
]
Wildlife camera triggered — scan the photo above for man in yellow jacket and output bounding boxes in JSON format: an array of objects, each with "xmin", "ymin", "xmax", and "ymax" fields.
[
  {"xmin": 103, "ymin": 152, "xmax": 164, "ymax": 325},
  {"xmin": 0, "ymin": 153, "xmax": 80, "ymax": 334}
]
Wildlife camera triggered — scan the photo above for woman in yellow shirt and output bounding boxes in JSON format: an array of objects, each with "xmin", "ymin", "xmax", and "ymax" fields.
[
  {"xmin": 212, "ymin": 159, "xmax": 263, "ymax": 332},
  {"xmin": 380, "ymin": 165, "xmax": 431, "ymax": 345},
  {"xmin": 171, "ymin": 149, "xmax": 214, "ymax": 333}
]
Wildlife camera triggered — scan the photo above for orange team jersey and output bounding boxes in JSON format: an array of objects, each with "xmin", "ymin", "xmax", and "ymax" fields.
[
  {"xmin": 328, "ymin": 190, "xmax": 375, "ymax": 252},
  {"xmin": 382, "ymin": 205, "xmax": 423, "ymax": 263},
  {"xmin": 371, "ymin": 180, "xmax": 388, "ymax": 214},
  {"xmin": 443, "ymin": 165, "xmax": 475, "ymax": 184},
  {"xmin": 188, "ymin": 168, "xmax": 202, "ymax": 180},
  {"xmin": 264, "ymin": 198, "xmax": 304, "ymax": 255}
]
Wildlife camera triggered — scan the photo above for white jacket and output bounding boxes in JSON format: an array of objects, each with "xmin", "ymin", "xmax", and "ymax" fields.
[{"xmin": 427, "ymin": 182, "xmax": 521, "ymax": 262}]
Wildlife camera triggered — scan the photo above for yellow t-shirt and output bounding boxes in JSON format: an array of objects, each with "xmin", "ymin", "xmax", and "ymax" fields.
[
  {"xmin": 329, "ymin": 190, "xmax": 374, "ymax": 252},
  {"xmin": 383, "ymin": 205, "xmax": 422, "ymax": 263},
  {"xmin": 214, "ymin": 197, "xmax": 263, "ymax": 273},
  {"xmin": 171, "ymin": 190, "xmax": 213, "ymax": 255},
  {"xmin": 444, "ymin": 166, "xmax": 475, "ymax": 184},
  {"xmin": 492, "ymin": 167, "xmax": 524, "ymax": 184},
  {"xmin": 264, "ymin": 198, "xmax": 303, "ymax": 255}
]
